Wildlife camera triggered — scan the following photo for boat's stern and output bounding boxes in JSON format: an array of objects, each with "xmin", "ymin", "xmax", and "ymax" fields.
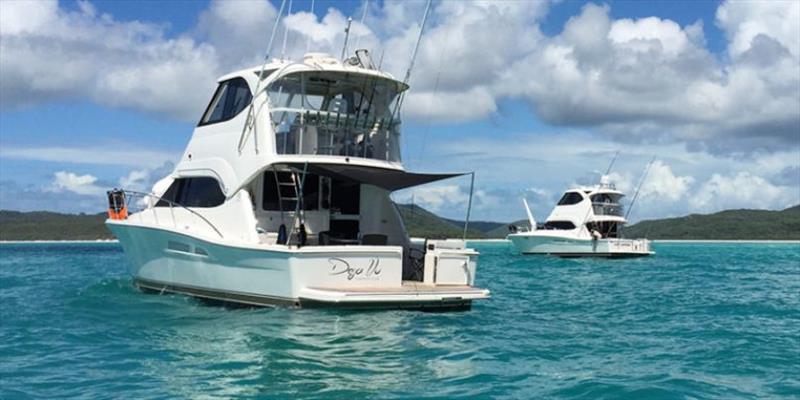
[{"xmin": 296, "ymin": 239, "xmax": 489, "ymax": 310}]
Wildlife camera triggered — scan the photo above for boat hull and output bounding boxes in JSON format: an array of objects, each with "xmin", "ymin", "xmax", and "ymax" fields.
[
  {"xmin": 108, "ymin": 221, "xmax": 488, "ymax": 310},
  {"xmin": 507, "ymin": 234, "xmax": 653, "ymax": 258}
]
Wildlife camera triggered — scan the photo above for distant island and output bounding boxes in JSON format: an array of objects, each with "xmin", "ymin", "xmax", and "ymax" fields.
[{"xmin": 2, "ymin": 205, "xmax": 799, "ymax": 241}]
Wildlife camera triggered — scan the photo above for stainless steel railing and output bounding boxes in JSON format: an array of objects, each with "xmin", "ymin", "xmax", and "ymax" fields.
[{"xmin": 122, "ymin": 190, "xmax": 224, "ymax": 239}]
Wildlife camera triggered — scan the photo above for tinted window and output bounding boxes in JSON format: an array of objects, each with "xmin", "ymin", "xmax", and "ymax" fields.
[
  {"xmin": 199, "ymin": 78, "xmax": 252, "ymax": 125},
  {"xmin": 557, "ymin": 192, "xmax": 584, "ymax": 206},
  {"xmin": 544, "ymin": 220, "xmax": 576, "ymax": 230},
  {"xmin": 155, "ymin": 177, "xmax": 225, "ymax": 208},
  {"xmin": 591, "ymin": 193, "xmax": 614, "ymax": 203}
]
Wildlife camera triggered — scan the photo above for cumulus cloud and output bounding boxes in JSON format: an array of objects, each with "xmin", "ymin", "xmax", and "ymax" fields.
[
  {"xmin": 393, "ymin": 181, "xmax": 502, "ymax": 219},
  {"xmin": 1, "ymin": 146, "xmax": 177, "ymax": 167},
  {"xmin": 118, "ymin": 161, "xmax": 175, "ymax": 192},
  {"xmin": 1, "ymin": 0, "xmax": 797, "ymax": 154},
  {"xmin": 0, "ymin": 0, "xmax": 220, "ymax": 120},
  {"xmin": 48, "ymin": 171, "xmax": 105, "ymax": 196},
  {"xmin": 690, "ymin": 171, "xmax": 799, "ymax": 212}
]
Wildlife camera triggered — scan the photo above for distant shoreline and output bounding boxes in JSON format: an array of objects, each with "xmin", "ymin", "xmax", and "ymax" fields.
[
  {"xmin": 651, "ymin": 239, "xmax": 800, "ymax": 244},
  {"xmin": 466, "ymin": 239, "xmax": 800, "ymax": 244},
  {"xmin": 1, "ymin": 239, "xmax": 797, "ymax": 245},
  {"xmin": 0, "ymin": 240, "xmax": 119, "ymax": 244}
]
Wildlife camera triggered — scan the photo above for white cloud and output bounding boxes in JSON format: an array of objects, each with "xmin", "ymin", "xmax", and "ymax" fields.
[
  {"xmin": 1, "ymin": 146, "xmax": 177, "ymax": 167},
  {"xmin": 690, "ymin": 171, "xmax": 799, "ymax": 212},
  {"xmin": 716, "ymin": 0, "xmax": 800, "ymax": 58},
  {"xmin": 118, "ymin": 161, "xmax": 175, "ymax": 191},
  {"xmin": 0, "ymin": 0, "xmax": 219, "ymax": 119},
  {"xmin": 393, "ymin": 182, "xmax": 501, "ymax": 218},
  {"xmin": 638, "ymin": 161, "xmax": 695, "ymax": 202},
  {"xmin": 48, "ymin": 171, "xmax": 105, "ymax": 196},
  {"xmin": 1, "ymin": 0, "xmax": 797, "ymax": 154}
]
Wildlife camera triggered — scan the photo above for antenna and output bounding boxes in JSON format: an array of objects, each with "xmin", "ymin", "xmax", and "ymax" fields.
[
  {"xmin": 625, "ymin": 156, "xmax": 656, "ymax": 220},
  {"xmin": 305, "ymin": 0, "xmax": 315, "ymax": 54},
  {"xmin": 281, "ymin": 0, "xmax": 293, "ymax": 59},
  {"xmin": 237, "ymin": 0, "xmax": 287, "ymax": 154},
  {"xmin": 354, "ymin": 0, "xmax": 369, "ymax": 50},
  {"xmin": 341, "ymin": 17, "xmax": 353, "ymax": 60}
]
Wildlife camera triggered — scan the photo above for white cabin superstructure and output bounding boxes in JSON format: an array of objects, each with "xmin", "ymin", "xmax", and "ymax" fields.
[
  {"xmin": 106, "ymin": 53, "xmax": 489, "ymax": 310},
  {"xmin": 507, "ymin": 179, "xmax": 653, "ymax": 257}
]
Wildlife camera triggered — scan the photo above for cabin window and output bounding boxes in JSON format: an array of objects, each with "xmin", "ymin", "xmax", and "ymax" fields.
[
  {"xmin": 557, "ymin": 192, "xmax": 584, "ymax": 206},
  {"xmin": 198, "ymin": 78, "xmax": 252, "ymax": 126},
  {"xmin": 544, "ymin": 221, "xmax": 576, "ymax": 230},
  {"xmin": 155, "ymin": 177, "xmax": 225, "ymax": 208}
]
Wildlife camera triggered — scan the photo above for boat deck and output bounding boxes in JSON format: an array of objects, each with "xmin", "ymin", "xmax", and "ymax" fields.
[
  {"xmin": 299, "ymin": 281, "xmax": 490, "ymax": 309},
  {"xmin": 307, "ymin": 281, "xmax": 481, "ymax": 294}
]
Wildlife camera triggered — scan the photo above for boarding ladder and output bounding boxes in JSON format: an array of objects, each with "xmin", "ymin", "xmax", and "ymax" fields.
[{"xmin": 273, "ymin": 170, "xmax": 301, "ymax": 216}]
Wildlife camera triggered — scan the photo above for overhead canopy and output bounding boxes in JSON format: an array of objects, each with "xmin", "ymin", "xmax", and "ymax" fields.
[{"xmin": 286, "ymin": 163, "xmax": 466, "ymax": 191}]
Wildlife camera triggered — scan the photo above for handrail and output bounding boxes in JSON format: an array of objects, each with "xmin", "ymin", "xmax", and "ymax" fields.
[{"xmin": 122, "ymin": 190, "xmax": 224, "ymax": 239}]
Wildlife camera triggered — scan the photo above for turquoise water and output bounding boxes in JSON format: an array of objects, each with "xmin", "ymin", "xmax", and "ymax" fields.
[{"xmin": 1, "ymin": 242, "xmax": 798, "ymax": 399}]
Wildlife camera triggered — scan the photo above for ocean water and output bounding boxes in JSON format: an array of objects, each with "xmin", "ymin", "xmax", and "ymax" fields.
[{"xmin": 1, "ymin": 242, "xmax": 798, "ymax": 399}]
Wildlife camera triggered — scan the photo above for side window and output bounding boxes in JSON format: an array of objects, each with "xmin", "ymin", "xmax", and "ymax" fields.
[
  {"xmin": 557, "ymin": 192, "xmax": 584, "ymax": 206},
  {"xmin": 544, "ymin": 221, "xmax": 576, "ymax": 230},
  {"xmin": 155, "ymin": 177, "xmax": 225, "ymax": 208},
  {"xmin": 199, "ymin": 78, "xmax": 252, "ymax": 126}
]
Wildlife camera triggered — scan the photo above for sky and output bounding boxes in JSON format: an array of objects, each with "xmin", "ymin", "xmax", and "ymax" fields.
[{"xmin": 0, "ymin": 0, "xmax": 798, "ymax": 223}]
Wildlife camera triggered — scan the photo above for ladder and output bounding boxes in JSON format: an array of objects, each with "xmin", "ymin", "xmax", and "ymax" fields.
[{"xmin": 273, "ymin": 169, "xmax": 301, "ymax": 218}]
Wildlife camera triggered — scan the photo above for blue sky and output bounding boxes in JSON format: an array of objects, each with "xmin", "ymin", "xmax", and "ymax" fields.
[{"xmin": 1, "ymin": 0, "xmax": 798, "ymax": 222}]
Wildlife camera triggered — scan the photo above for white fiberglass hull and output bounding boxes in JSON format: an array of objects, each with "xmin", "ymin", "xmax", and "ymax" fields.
[
  {"xmin": 507, "ymin": 233, "xmax": 653, "ymax": 258},
  {"xmin": 107, "ymin": 221, "xmax": 488, "ymax": 310}
]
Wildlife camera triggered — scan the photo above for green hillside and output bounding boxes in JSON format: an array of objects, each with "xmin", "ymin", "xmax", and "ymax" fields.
[
  {"xmin": 0, "ymin": 211, "xmax": 114, "ymax": 241},
  {"xmin": 624, "ymin": 205, "xmax": 800, "ymax": 240},
  {"xmin": 1, "ymin": 205, "xmax": 799, "ymax": 241},
  {"xmin": 396, "ymin": 204, "xmax": 487, "ymax": 239}
]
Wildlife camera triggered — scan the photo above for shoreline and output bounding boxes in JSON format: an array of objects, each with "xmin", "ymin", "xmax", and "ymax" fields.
[
  {"xmin": 1, "ymin": 239, "xmax": 798, "ymax": 245},
  {"xmin": 1, "ymin": 239, "xmax": 119, "ymax": 244},
  {"xmin": 467, "ymin": 239, "xmax": 800, "ymax": 244}
]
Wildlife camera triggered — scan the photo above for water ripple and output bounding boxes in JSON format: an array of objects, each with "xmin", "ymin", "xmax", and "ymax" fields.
[{"xmin": 1, "ymin": 242, "xmax": 798, "ymax": 398}]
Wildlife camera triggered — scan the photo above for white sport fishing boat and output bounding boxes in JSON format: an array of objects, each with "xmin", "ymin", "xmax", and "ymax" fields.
[
  {"xmin": 105, "ymin": 48, "xmax": 489, "ymax": 310},
  {"xmin": 507, "ymin": 177, "xmax": 653, "ymax": 258}
]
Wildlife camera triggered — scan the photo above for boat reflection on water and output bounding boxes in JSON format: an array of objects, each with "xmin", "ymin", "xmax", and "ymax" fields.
[{"xmin": 147, "ymin": 306, "xmax": 480, "ymax": 396}]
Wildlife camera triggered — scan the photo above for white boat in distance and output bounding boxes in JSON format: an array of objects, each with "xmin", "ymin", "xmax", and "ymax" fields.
[
  {"xmin": 106, "ymin": 51, "xmax": 489, "ymax": 310},
  {"xmin": 507, "ymin": 177, "xmax": 653, "ymax": 258}
]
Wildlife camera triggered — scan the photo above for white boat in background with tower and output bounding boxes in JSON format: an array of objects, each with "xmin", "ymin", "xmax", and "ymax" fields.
[{"xmin": 507, "ymin": 156, "xmax": 654, "ymax": 258}]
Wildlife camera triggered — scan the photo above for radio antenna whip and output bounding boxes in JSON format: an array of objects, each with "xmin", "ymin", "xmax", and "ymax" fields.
[
  {"xmin": 237, "ymin": 0, "xmax": 287, "ymax": 154},
  {"xmin": 625, "ymin": 156, "xmax": 656, "ymax": 220}
]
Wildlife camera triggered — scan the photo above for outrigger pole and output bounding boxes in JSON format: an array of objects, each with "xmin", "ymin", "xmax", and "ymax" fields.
[
  {"xmin": 625, "ymin": 156, "xmax": 656, "ymax": 220},
  {"xmin": 463, "ymin": 172, "xmax": 475, "ymax": 240},
  {"xmin": 604, "ymin": 150, "xmax": 620, "ymax": 177},
  {"xmin": 238, "ymin": 0, "xmax": 288, "ymax": 154},
  {"xmin": 341, "ymin": 17, "xmax": 353, "ymax": 60},
  {"xmin": 389, "ymin": 0, "xmax": 432, "ymax": 122}
]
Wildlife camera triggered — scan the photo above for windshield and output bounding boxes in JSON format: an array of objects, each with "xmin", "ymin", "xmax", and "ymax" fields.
[{"xmin": 267, "ymin": 71, "xmax": 406, "ymax": 162}]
